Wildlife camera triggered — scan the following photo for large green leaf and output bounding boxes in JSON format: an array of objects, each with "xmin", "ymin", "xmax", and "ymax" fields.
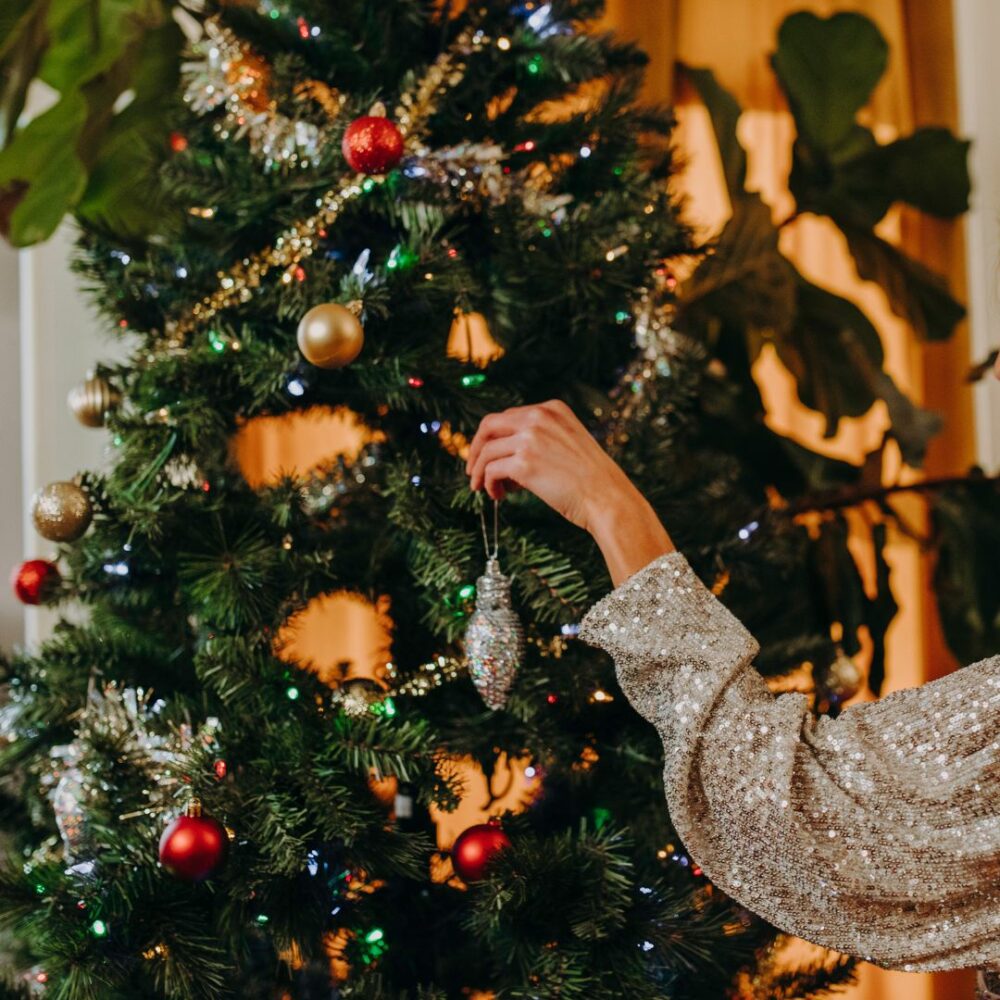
[
  {"xmin": 774, "ymin": 278, "xmax": 883, "ymax": 435},
  {"xmin": 0, "ymin": 91, "xmax": 87, "ymax": 245},
  {"xmin": 679, "ymin": 63, "xmax": 746, "ymax": 197},
  {"xmin": 844, "ymin": 226, "xmax": 964, "ymax": 341},
  {"xmin": 77, "ymin": 19, "xmax": 182, "ymax": 237},
  {"xmin": 845, "ymin": 128, "xmax": 971, "ymax": 219},
  {"xmin": 835, "ymin": 323, "xmax": 943, "ymax": 466},
  {"xmin": 39, "ymin": 0, "xmax": 157, "ymax": 92},
  {"xmin": 771, "ymin": 12, "xmax": 888, "ymax": 153},
  {"xmin": 788, "ymin": 125, "xmax": 887, "ymax": 227},
  {"xmin": 933, "ymin": 482, "xmax": 1000, "ymax": 666},
  {"xmin": 680, "ymin": 194, "xmax": 796, "ymax": 345},
  {"xmin": 811, "ymin": 515, "xmax": 868, "ymax": 658}
]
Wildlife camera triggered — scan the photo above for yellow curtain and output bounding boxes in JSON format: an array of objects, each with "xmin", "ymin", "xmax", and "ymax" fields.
[{"xmin": 599, "ymin": 1, "xmax": 974, "ymax": 998}]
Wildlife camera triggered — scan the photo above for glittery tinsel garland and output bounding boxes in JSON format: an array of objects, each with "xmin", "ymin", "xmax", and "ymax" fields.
[{"xmin": 174, "ymin": 26, "xmax": 488, "ymax": 339}]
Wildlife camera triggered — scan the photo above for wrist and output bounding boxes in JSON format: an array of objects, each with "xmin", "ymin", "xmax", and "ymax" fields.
[{"xmin": 586, "ymin": 477, "xmax": 674, "ymax": 587}]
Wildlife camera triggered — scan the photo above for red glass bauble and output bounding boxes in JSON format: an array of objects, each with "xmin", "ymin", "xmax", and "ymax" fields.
[
  {"xmin": 159, "ymin": 811, "xmax": 228, "ymax": 881},
  {"xmin": 451, "ymin": 821, "xmax": 511, "ymax": 882},
  {"xmin": 342, "ymin": 116, "xmax": 404, "ymax": 174},
  {"xmin": 12, "ymin": 559, "xmax": 60, "ymax": 605}
]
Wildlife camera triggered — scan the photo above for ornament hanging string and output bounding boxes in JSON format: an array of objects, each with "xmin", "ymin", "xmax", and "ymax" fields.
[{"xmin": 479, "ymin": 497, "xmax": 500, "ymax": 563}]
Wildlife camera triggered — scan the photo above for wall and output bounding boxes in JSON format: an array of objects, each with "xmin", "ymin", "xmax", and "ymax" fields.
[
  {"xmin": 0, "ymin": 242, "xmax": 22, "ymax": 649},
  {"xmin": 955, "ymin": 0, "xmax": 1000, "ymax": 471}
]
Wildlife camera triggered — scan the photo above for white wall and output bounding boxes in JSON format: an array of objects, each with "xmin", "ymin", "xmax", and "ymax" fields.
[
  {"xmin": 955, "ymin": 0, "xmax": 1000, "ymax": 471},
  {"xmin": 0, "ymin": 242, "xmax": 23, "ymax": 649}
]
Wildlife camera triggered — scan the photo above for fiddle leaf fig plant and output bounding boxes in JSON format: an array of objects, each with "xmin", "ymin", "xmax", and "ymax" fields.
[
  {"xmin": 0, "ymin": 0, "xmax": 182, "ymax": 246},
  {"xmin": 676, "ymin": 10, "xmax": 968, "ymax": 464}
]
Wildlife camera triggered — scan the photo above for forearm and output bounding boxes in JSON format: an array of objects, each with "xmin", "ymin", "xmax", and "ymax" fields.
[{"xmin": 586, "ymin": 479, "xmax": 674, "ymax": 587}]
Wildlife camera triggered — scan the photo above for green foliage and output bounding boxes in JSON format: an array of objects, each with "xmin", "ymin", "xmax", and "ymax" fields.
[
  {"xmin": 0, "ymin": 0, "xmax": 182, "ymax": 245},
  {"xmin": 932, "ymin": 479, "xmax": 1000, "ymax": 665},
  {"xmin": 678, "ymin": 10, "xmax": 969, "ymax": 454}
]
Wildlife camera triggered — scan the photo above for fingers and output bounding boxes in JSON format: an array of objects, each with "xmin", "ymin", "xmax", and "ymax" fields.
[
  {"xmin": 482, "ymin": 455, "xmax": 526, "ymax": 501},
  {"xmin": 467, "ymin": 401, "xmax": 571, "ymax": 474},
  {"xmin": 466, "ymin": 409, "xmax": 524, "ymax": 474},
  {"xmin": 468, "ymin": 435, "xmax": 519, "ymax": 492}
]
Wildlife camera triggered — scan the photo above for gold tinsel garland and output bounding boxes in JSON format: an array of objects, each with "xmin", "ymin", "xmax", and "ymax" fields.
[{"xmin": 175, "ymin": 27, "xmax": 487, "ymax": 339}]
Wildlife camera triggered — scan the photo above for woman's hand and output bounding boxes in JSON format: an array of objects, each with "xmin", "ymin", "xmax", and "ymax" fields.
[{"xmin": 466, "ymin": 401, "xmax": 674, "ymax": 586}]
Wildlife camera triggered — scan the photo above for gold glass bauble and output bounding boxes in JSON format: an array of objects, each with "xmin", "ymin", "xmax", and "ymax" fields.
[
  {"xmin": 296, "ymin": 303, "xmax": 364, "ymax": 369},
  {"xmin": 67, "ymin": 374, "xmax": 121, "ymax": 428},
  {"xmin": 31, "ymin": 481, "xmax": 93, "ymax": 543}
]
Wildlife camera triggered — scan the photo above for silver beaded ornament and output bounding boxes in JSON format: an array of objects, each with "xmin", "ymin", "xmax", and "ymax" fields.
[{"xmin": 465, "ymin": 502, "xmax": 524, "ymax": 710}]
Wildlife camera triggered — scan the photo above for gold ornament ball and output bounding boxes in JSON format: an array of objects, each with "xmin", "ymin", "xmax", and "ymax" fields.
[
  {"xmin": 817, "ymin": 652, "xmax": 864, "ymax": 704},
  {"xmin": 31, "ymin": 481, "xmax": 93, "ymax": 543},
  {"xmin": 68, "ymin": 374, "xmax": 121, "ymax": 428},
  {"xmin": 296, "ymin": 303, "xmax": 364, "ymax": 369}
]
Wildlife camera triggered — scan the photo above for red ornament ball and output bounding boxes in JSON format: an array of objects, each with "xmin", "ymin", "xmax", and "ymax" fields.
[
  {"xmin": 12, "ymin": 559, "xmax": 60, "ymax": 605},
  {"xmin": 159, "ymin": 807, "xmax": 228, "ymax": 881},
  {"xmin": 451, "ymin": 821, "xmax": 511, "ymax": 882},
  {"xmin": 342, "ymin": 116, "xmax": 404, "ymax": 174}
]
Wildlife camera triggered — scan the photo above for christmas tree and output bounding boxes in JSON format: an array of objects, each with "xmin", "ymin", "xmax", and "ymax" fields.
[{"xmin": 0, "ymin": 2, "xmax": 979, "ymax": 998}]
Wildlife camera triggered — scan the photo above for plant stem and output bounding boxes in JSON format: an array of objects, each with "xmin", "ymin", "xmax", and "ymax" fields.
[{"xmin": 788, "ymin": 473, "xmax": 999, "ymax": 516}]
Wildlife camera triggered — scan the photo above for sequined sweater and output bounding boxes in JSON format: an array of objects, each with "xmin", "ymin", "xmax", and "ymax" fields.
[{"xmin": 579, "ymin": 551, "xmax": 1000, "ymax": 973}]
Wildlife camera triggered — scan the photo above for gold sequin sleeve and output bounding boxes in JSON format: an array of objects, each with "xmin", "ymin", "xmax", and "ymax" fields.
[{"xmin": 579, "ymin": 551, "xmax": 1000, "ymax": 973}]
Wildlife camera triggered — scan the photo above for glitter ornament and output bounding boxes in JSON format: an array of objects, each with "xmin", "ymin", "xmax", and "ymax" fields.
[
  {"xmin": 31, "ymin": 481, "xmax": 93, "ymax": 542},
  {"xmin": 159, "ymin": 800, "xmax": 228, "ymax": 881},
  {"xmin": 342, "ymin": 115, "xmax": 404, "ymax": 174},
  {"xmin": 451, "ymin": 819, "xmax": 511, "ymax": 882},
  {"xmin": 67, "ymin": 373, "xmax": 120, "ymax": 428},
  {"xmin": 816, "ymin": 650, "xmax": 864, "ymax": 705},
  {"xmin": 465, "ymin": 556, "xmax": 524, "ymax": 710},
  {"xmin": 296, "ymin": 302, "xmax": 364, "ymax": 369},
  {"xmin": 12, "ymin": 559, "xmax": 60, "ymax": 605}
]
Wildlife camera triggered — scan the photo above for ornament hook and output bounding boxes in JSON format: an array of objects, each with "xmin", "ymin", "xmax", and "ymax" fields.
[{"xmin": 479, "ymin": 497, "xmax": 500, "ymax": 563}]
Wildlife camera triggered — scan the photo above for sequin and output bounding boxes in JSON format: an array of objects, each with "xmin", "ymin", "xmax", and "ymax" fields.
[{"xmin": 579, "ymin": 552, "xmax": 1000, "ymax": 976}]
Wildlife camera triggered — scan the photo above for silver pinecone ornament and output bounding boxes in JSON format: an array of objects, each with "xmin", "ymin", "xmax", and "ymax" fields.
[{"xmin": 465, "ymin": 556, "xmax": 524, "ymax": 710}]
